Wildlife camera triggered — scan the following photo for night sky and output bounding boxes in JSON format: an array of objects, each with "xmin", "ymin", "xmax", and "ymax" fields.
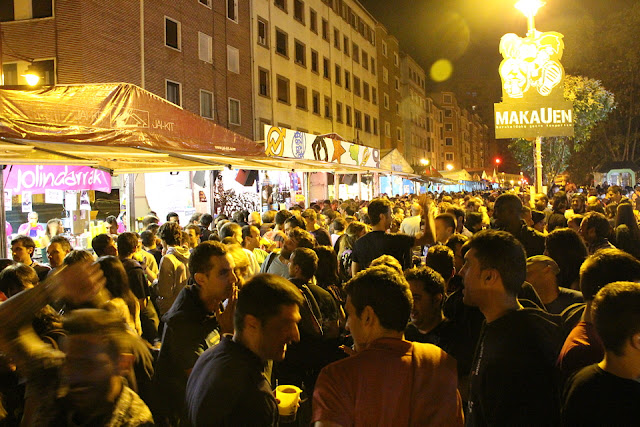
[{"xmin": 358, "ymin": 0, "xmax": 624, "ymax": 123}]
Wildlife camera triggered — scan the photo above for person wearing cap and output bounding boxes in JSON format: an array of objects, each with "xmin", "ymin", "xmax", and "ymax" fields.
[{"xmin": 526, "ymin": 255, "xmax": 583, "ymax": 315}]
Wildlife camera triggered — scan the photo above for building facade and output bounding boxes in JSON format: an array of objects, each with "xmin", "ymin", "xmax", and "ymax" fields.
[
  {"xmin": 374, "ymin": 23, "xmax": 402, "ymax": 152},
  {"xmin": 0, "ymin": 0, "xmax": 254, "ymax": 138},
  {"xmin": 251, "ymin": 0, "xmax": 380, "ymax": 148},
  {"xmin": 399, "ymin": 52, "xmax": 428, "ymax": 167}
]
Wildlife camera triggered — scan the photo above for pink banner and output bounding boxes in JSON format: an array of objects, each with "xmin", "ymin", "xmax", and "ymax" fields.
[{"xmin": 5, "ymin": 165, "xmax": 112, "ymax": 194}]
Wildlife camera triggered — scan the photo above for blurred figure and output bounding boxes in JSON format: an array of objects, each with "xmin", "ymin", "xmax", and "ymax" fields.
[
  {"xmin": 97, "ymin": 255, "xmax": 142, "ymax": 336},
  {"xmin": 155, "ymin": 222, "xmax": 190, "ymax": 316},
  {"xmin": 92, "ymin": 233, "xmax": 118, "ymax": 257},
  {"xmin": 613, "ymin": 202, "xmax": 640, "ymax": 258},
  {"xmin": 579, "ymin": 212, "xmax": 616, "ymax": 255},
  {"xmin": 41, "ymin": 218, "xmax": 64, "ymax": 248},
  {"xmin": 17, "ymin": 211, "xmax": 44, "ymax": 238}
]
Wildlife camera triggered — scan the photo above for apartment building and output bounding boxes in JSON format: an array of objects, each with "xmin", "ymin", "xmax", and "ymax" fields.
[
  {"xmin": 399, "ymin": 53, "xmax": 428, "ymax": 167},
  {"xmin": 426, "ymin": 96, "xmax": 443, "ymax": 170},
  {"xmin": 374, "ymin": 23, "xmax": 402, "ymax": 152},
  {"xmin": 251, "ymin": 0, "xmax": 381, "ymax": 148},
  {"xmin": 430, "ymin": 91, "xmax": 488, "ymax": 170},
  {"xmin": 0, "ymin": 0, "xmax": 254, "ymax": 138}
]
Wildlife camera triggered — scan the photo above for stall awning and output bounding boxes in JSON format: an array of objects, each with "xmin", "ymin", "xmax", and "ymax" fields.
[{"xmin": 0, "ymin": 83, "xmax": 268, "ymax": 174}]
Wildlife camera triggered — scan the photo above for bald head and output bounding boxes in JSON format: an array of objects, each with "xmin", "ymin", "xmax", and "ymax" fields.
[{"xmin": 410, "ymin": 203, "xmax": 422, "ymax": 216}]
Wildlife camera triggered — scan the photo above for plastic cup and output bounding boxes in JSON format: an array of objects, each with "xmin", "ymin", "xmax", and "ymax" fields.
[{"xmin": 275, "ymin": 385, "xmax": 302, "ymax": 423}]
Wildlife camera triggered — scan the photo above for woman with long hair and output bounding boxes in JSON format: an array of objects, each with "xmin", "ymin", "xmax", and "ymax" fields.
[
  {"xmin": 97, "ymin": 255, "xmax": 142, "ymax": 336},
  {"xmin": 545, "ymin": 228, "xmax": 587, "ymax": 291},
  {"xmin": 614, "ymin": 203, "xmax": 640, "ymax": 258},
  {"xmin": 337, "ymin": 221, "xmax": 367, "ymax": 282}
]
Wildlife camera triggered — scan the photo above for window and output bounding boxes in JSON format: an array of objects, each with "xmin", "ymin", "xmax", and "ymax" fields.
[
  {"xmin": 294, "ymin": 40, "xmax": 306, "ymax": 66},
  {"xmin": 342, "ymin": 106, "xmax": 350, "ymax": 127},
  {"xmin": 275, "ymin": 0, "xmax": 287, "ymax": 12},
  {"xmin": 396, "ymin": 101, "xmax": 400, "ymax": 114},
  {"xmin": 335, "ymin": 64, "xmax": 341, "ymax": 85},
  {"xmin": 310, "ymin": 9, "xmax": 317, "ymax": 33},
  {"xmin": 165, "ymin": 17, "xmax": 181, "ymax": 50},
  {"xmin": 199, "ymin": 0, "xmax": 212, "ymax": 7},
  {"xmin": 344, "ymin": 70, "xmax": 350, "ymax": 91},
  {"xmin": 258, "ymin": 68, "xmax": 270, "ymax": 97},
  {"xmin": 371, "ymin": 58, "xmax": 376, "ymax": 75},
  {"xmin": 354, "ymin": 110, "xmax": 362, "ymax": 130},
  {"xmin": 296, "ymin": 84, "xmax": 307, "ymax": 110},
  {"xmin": 311, "ymin": 50, "xmax": 319, "ymax": 73},
  {"xmin": 445, "ymin": 108, "xmax": 453, "ymax": 117},
  {"xmin": 198, "ymin": 32, "xmax": 213, "ymax": 63},
  {"xmin": 257, "ymin": 18, "xmax": 268, "ymax": 47},
  {"xmin": 229, "ymin": 98, "xmax": 241, "ymax": 125},
  {"xmin": 353, "ymin": 75, "xmax": 360, "ymax": 97},
  {"xmin": 227, "ymin": 0, "xmax": 238, "ymax": 22},
  {"xmin": 362, "ymin": 51, "xmax": 368, "ymax": 70},
  {"xmin": 382, "ymin": 67, "xmax": 388, "ymax": 84},
  {"xmin": 445, "ymin": 137, "xmax": 453, "ymax": 146},
  {"xmin": 372, "ymin": 87, "xmax": 377, "ymax": 105},
  {"xmin": 394, "ymin": 77, "xmax": 400, "ymax": 91},
  {"xmin": 322, "ymin": 19, "xmax": 329, "ymax": 42},
  {"xmin": 275, "ymin": 28, "xmax": 288, "ymax": 57},
  {"xmin": 336, "ymin": 101, "xmax": 343, "ymax": 122},
  {"xmin": 363, "ymin": 82, "xmax": 370, "ymax": 101},
  {"xmin": 323, "ymin": 57, "xmax": 330, "ymax": 79},
  {"xmin": 397, "ymin": 127, "xmax": 402, "ymax": 141},
  {"xmin": 294, "ymin": 0, "xmax": 305, "ymax": 23},
  {"xmin": 276, "ymin": 75, "xmax": 290, "ymax": 104},
  {"xmin": 200, "ymin": 90, "xmax": 214, "ymax": 119},
  {"xmin": 166, "ymin": 80, "xmax": 181, "ymax": 106},
  {"xmin": 373, "ymin": 118, "xmax": 378, "ymax": 135},
  {"xmin": 227, "ymin": 45, "xmax": 240, "ymax": 73},
  {"xmin": 385, "ymin": 121, "xmax": 391, "ymax": 137},
  {"xmin": 312, "ymin": 91, "xmax": 320, "ymax": 115},
  {"xmin": 352, "ymin": 43, "xmax": 359, "ymax": 63},
  {"xmin": 2, "ymin": 64, "xmax": 18, "ymax": 85},
  {"xmin": 364, "ymin": 114, "xmax": 371, "ymax": 133},
  {"xmin": 445, "ymin": 152, "xmax": 454, "ymax": 161},
  {"xmin": 393, "ymin": 52, "xmax": 399, "ymax": 67},
  {"xmin": 443, "ymin": 94, "xmax": 452, "ymax": 104},
  {"xmin": 445, "ymin": 123, "xmax": 453, "ymax": 132},
  {"xmin": 343, "ymin": 36, "xmax": 350, "ymax": 56},
  {"xmin": 381, "ymin": 40, "xmax": 388, "ymax": 57},
  {"xmin": 334, "ymin": 28, "xmax": 340, "ymax": 50},
  {"xmin": 324, "ymin": 96, "xmax": 332, "ymax": 118},
  {"xmin": 383, "ymin": 93, "xmax": 389, "ymax": 109}
]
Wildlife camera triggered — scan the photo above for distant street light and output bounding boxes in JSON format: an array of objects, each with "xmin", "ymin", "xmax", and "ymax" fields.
[
  {"xmin": 446, "ymin": 164, "xmax": 454, "ymax": 171},
  {"xmin": 420, "ymin": 158, "xmax": 430, "ymax": 166}
]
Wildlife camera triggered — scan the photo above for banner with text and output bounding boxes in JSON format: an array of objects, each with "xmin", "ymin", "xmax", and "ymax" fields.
[
  {"xmin": 5, "ymin": 165, "xmax": 112, "ymax": 194},
  {"xmin": 494, "ymin": 30, "xmax": 574, "ymax": 139},
  {"xmin": 264, "ymin": 125, "xmax": 380, "ymax": 169}
]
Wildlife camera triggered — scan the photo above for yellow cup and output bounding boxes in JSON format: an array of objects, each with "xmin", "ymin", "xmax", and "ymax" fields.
[{"xmin": 275, "ymin": 385, "xmax": 302, "ymax": 423}]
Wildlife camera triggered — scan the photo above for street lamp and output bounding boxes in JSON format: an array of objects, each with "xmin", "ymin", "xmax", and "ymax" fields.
[
  {"xmin": 515, "ymin": 0, "xmax": 545, "ymax": 34},
  {"xmin": 420, "ymin": 158, "xmax": 430, "ymax": 166},
  {"xmin": 446, "ymin": 164, "xmax": 454, "ymax": 171}
]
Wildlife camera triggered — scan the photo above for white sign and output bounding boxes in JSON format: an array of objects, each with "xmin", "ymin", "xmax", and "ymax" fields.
[
  {"xmin": 45, "ymin": 189, "xmax": 64, "ymax": 204},
  {"xmin": 21, "ymin": 192, "xmax": 32, "ymax": 213}
]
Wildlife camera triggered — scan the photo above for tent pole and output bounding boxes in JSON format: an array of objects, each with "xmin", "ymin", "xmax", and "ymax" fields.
[
  {"xmin": 126, "ymin": 173, "xmax": 136, "ymax": 232},
  {"xmin": 0, "ymin": 167, "xmax": 6, "ymax": 258},
  {"xmin": 209, "ymin": 170, "xmax": 216, "ymax": 216}
]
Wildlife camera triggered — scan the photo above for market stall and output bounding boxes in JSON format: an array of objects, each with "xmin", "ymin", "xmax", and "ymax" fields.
[{"xmin": 0, "ymin": 83, "xmax": 270, "ymax": 255}]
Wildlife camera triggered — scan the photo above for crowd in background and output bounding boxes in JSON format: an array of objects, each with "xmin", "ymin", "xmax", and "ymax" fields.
[{"xmin": 1, "ymin": 181, "xmax": 640, "ymax": 426}]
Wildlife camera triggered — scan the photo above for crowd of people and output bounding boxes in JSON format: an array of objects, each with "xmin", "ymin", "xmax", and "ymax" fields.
[{"xmin": 1, "ymin": 182, "xmax": 640, "ymax": 426}]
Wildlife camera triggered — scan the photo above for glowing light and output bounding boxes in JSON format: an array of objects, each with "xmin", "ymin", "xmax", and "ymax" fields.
[
  {"xmin": 23, "ymin": 73, "xmax": 40, "ymax": 86},
  {"xmin": 495, "ymin": 158, "xmax": 502, "ymax": 164},
  {"xmin": 446, "ymin": 164, "xmax": 454, "ymax": 171},
  {"xmin": 515, "ymin": 0, "xmax": 545, "ymax": 19},
  {"xmin": 430, "ymin": 59, "xmax": 453, "ymax": 83},
  {"xmin": 420, "ymin": 158, "xmax": 430, "ymax": 166}
]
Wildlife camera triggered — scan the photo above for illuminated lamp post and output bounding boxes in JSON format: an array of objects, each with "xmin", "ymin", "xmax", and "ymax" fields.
[{"xmin": 515, "ymin": 0, "xmax": 545, "ymax": 194}]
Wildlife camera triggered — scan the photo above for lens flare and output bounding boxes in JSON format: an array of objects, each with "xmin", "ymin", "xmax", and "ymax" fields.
[{"xmin": 430, "ymin": 59, "xmax": 453, "ymax": 83}]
